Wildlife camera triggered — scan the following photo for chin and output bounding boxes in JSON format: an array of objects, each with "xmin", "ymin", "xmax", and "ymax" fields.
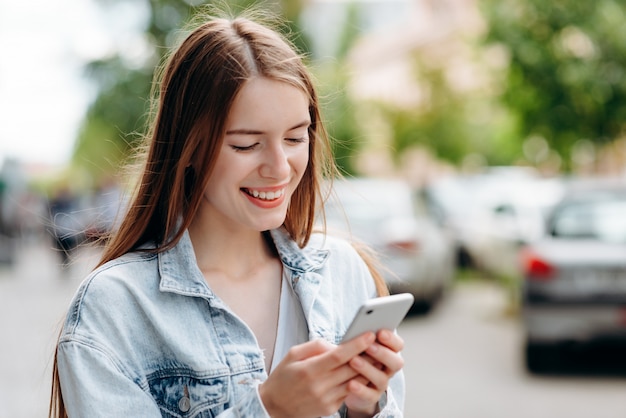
[{"xmin": 255, "ymin": 216, "xmax": 287, "ymax": 232}]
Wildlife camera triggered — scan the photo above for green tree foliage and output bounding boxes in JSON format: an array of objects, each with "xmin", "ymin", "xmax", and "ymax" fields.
[
  {"xmin": 72, "ymin": 0, "xmax": 309, "ymax": 181},
  {"xmin": 480, "ymin": 0, "xmax": 626, "ymax": 170},
  {"xmin": 316, "ymin": 2, "xmax": 363, "ymax": 176},
  {"xmin": 359, "ymin": 41, "xmax": 516, "ymax": 169},
  {"xmin": 381, "ymin": 62, "xmax": 510, "ymax": 167},
  {"xmin": 318, "ymin": 69, "xmax": 362, "ymax": 176}
]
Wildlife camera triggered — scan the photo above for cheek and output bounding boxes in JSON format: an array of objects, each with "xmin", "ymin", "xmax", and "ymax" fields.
[
  {"xmin": 202, "ymin": 166, "xmax": 232, "ymax": 201},
  {"xmin": 292, "ymin": 148, "xmax": 310, "ymax": 177}
]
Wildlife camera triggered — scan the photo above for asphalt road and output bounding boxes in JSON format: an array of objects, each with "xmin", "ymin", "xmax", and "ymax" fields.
[
  {"xmin": 1, "ymin": 239, "xmax": 626, "ymax": 418},
  {"xmin": 400, "ymin": 281, "xmax": 626, "ymax": 418},
  {"xmin": 0, "ymin": 238, "xmax": 98, "ymax": 418}
]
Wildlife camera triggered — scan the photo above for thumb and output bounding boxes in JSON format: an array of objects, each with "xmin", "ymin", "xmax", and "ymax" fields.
[{"xmin": 285, "ymin": 338, "xmax": 335, "ymax": 361}]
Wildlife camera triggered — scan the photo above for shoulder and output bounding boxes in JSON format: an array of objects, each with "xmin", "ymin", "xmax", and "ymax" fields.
[
  {"xmin": 274, "ymin": 228, "xmax": 367, "ymax": 271},
  {"xmin": 270, "ymin": 227, "xmax": 377, "ymax": 294},
  {"xmin": 308, "ymin": 230, "xmax": 358, "ymax": 254},
  {"xmin": 61, "ymin": 251, "xmax": 159, "ymax": 338},
  {"xmin": 308, "ymin": 231, "xmax": 378, "ymax": 295},
  {"xmin": 304, "ymin": 232, "xmax": 380, "ymax": 341},
  {"xmin": 308, "ymin": 231, "xmax": 370, "ymax": 269}
]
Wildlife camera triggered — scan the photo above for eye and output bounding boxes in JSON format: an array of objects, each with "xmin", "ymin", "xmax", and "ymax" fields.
[
  {"xmin": 286, "ymin": 137, "xmax": 309, "ymax": 144},
  {"xmin": 230, "ymin": 143, "xmax": 259, "ymax": 152}
]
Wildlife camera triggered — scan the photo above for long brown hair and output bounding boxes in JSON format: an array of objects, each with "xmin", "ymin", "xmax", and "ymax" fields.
[{"xmin": 50, "ymin": 9, "xmax": 386, "ymax": 417}]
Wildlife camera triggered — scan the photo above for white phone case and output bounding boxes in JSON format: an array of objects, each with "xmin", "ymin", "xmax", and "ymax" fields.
[{"xmin": 341, "ymin": 293, "xmax": 414, "ymax": 342}]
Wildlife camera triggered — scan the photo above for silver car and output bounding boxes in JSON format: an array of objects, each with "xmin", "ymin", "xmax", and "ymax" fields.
[
  {"xmin": 520, "ymin": 179, "xmax": 626, "ymax": 373},
  {"xmin": 323, "ymin": 178, "xmax": 456, "ymax": 313}
]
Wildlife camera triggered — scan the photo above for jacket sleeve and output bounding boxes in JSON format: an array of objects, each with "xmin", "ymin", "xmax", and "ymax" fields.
[
  {"xmin": 348, "ymin": 239, "xmax": 406, "ymax": 417},
  {"xmin": 334, "ymin": 362, "xmax": 405, "ymax": 418},
  {"xmin": 335, "ymin": 238, "xmax": 407, "ymax": 417},
  {"xmin": 376, "ymin": 369, "xmax": 405, "ymax": 417},
  {"xmin": 57, "ymin": 340, "xmax": 162, "ymax": 417}
]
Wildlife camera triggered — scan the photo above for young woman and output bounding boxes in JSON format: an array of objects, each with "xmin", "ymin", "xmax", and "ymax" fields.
[{"xmin": 50, "ymin": 10, "xmax": 406, "ymax": 418}]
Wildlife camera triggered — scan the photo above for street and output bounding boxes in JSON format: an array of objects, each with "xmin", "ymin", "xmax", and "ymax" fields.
[
  {"xmin": 0, "ymin": 238, "xmax": 100, "ymax": 418},
  {"xmin": 400, "ymin": 283, "xmax": 626, "ymax": 417},
  {"xmin": 1, "ymin": 239, "xmax": 626, "ymax": 418}
]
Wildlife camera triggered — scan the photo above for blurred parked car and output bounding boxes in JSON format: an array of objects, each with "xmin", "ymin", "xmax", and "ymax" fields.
[
  {"xmin": 461, "ymin": 176, "xmax": 566, "ymax": 280},
  {"xmin": 323, "ymin": 178, "xmax": 456, "ymax": 313},
  {"xmin": 423, "ymin": 167, "xmax": 548, "ymax": 272},
  {"xmin": 47, "ymin": 187, "xmax": 88, "ymax": 265},
  {"xmin": 46, "ymin": 182, "xmax": 125, "ymax": 265},
  {"xmin": 83, "ymin": 180, "xmax": 125, "ymax": 242},
  {"xmin": 422, "ymin": 174, "xmax": 485, "ymax": 268},
  {"xmin": 520, "ymin": 178, "xmax": 626, "ymax": 373}
]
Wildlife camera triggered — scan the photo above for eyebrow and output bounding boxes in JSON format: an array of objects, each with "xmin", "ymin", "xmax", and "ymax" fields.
[{"xmin": 226, "ymin": 120, "xmax": 311, "ymax": 136}]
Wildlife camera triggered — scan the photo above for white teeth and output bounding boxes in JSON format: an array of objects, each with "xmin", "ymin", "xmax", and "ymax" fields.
[{"xmin": 247, "ymin": 189, "xmax": 284, "ymax": 201}]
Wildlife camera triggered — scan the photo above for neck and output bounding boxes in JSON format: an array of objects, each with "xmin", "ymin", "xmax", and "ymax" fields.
[{"xmin": 188, "ymin": 215, "xmax": 276, "ymax": 280}]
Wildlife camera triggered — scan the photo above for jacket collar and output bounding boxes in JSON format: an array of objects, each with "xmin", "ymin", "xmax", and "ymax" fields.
[
  {"xmin": 158, "ymin": 230, "xmax": 214, "ymax": 298},
  {"xmin": 269, "ymin": 227, "xmax": 330, "ymax": 273},
  {"xmin": 157, "ymin": 227, "xmax": 330, "ymax": 297}
]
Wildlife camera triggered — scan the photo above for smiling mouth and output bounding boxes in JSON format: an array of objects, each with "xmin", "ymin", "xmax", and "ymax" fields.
[{"xmin": 242, "ymin": 188, "xmax": 285, "ymax": 201}]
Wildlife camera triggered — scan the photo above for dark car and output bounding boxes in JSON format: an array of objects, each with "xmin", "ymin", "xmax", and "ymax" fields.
[{"xmin": 520, "ymin": 178, "xmax": 626, "ymax": 373}]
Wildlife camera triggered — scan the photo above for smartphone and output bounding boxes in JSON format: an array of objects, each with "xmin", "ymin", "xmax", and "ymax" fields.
[{"xmin": 341, "ymin": 293, "xmax": 415, "ymax": 343}]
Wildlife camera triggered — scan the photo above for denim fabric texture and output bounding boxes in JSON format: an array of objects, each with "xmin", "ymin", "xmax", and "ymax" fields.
[{"xmin": 57, "ymin": 227, "xmax": 405, "ymax": 417}]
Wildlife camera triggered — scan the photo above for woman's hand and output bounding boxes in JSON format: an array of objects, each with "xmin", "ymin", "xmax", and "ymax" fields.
[
  {"xmin": 344, "ymin": 329, "xmax": 405, "ymax": 417},
  {"xmin": 259, "ymin": 332, "xmax": 376, "ymax": 418}
]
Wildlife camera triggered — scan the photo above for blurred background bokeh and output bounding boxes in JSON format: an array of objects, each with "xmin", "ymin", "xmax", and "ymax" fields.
[{"xmin": 2, "ymin": 0, "xmax": 626, "ymax": 417}]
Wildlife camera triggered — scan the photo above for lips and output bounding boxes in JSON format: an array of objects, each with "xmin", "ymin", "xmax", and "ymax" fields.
[{"xmin": 242, "ymin": 188, "xmax": 285, "ymax": 201}]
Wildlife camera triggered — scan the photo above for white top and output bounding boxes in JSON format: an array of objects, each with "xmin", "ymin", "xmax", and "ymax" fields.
[{"xmin": 270, "ymin": 269, "xmax": 309, "ymax": 372}]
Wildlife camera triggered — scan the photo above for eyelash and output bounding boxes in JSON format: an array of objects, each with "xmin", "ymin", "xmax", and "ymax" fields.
[
  {"xmin": 287, "ymin": 137, "xmax": 308, "ymax": 144},
  {"xmin": 231, "ymin": 144, "xmax": 257, "ymax": 152},
  {"xmin": 230, "ymin": 137, "xmax": 308, "ymax": 152}
]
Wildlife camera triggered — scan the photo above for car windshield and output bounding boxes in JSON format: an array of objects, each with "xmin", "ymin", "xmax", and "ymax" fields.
[{"xmin": 551, "ymin": 196, "xmax": 626, "ymax": 244}]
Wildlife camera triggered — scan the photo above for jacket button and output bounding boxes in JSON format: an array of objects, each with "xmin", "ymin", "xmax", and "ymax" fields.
[{"xmin": 178, "ymin": 396, "xmax": 191, "ymax": 412}]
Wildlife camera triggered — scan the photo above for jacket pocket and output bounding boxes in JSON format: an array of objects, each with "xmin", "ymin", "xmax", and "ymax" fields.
[{"xmin": 147, "ymin": 371, "xmax": 229, "ymax": 418}]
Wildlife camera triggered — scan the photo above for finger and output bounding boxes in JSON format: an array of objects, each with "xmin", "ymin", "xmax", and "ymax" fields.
[
  {"xmin": 344, "ymin": 378, "xmax": 381, "ymax": 413},
  {"xmin": 376, "ymin": 329, "xmax": 405, "ymax": 353},
  {"xmin": 324, "ymin": 361, "xmax": 362, "ymax": 386},
  {"xmin": 287, "ymin": 342, "xmax": 373, "ymax": 390},
  {"xmin": 349, "ymin": 353, "xmax": 391, "ymax": 391},
  {"xmin": 365, "ymin": 342, "xmax": 405, "ymax": 377},
  {"xmin": 285, "ymin": 339, "xmax": 334, "ymax": 361},
  {"xmin": 349, "ymin": 357, "xmax": 370, "ymax": 386},
  {"xmin": 350, "ymin": 357, "xmax": 393, "ymax": 389},
  {"xmin": 316, "ymin": 332, "xmax": 375, "ymax": 370},
  {"xmin": 366, "ymin": 350, "xmax": 385, "ymax": 366},
  {"xmin": 299, "ymin": 365, "xmax": 361, "ymax": 409},
  {"xmin": 355, "ymin": 352, "xmax": 384, "ymax": 374}
]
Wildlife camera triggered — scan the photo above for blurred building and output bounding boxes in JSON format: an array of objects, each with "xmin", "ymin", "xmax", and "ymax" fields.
[
  {"xmin": 301, "ymin": 0, "xmax": 489, "ymax": 184},
  {"xmin": 302, "ymin": 0, "xmax": 486, "ymax": 106},
  {"xmin": 303, "ymin": 0, "xmax": 626, "ymax": 179}
]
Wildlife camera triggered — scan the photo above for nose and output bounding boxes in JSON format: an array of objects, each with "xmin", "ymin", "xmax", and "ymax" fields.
[{"xmin": 260, "ymin": 142, "xmax": 290, "ymax": 179}]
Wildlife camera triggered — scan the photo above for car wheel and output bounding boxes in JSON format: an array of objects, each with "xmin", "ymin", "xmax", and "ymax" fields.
[
  {"xmin": 410, "ymin": 283, "xmax": 446, "ymax": 315},
  {"xmin": 409, "ymin": 299, "xmax": 432, "ymax": 315},
  {"xmin": 525, "ymin": 341, "xmax": 560, "ymax": 374}
]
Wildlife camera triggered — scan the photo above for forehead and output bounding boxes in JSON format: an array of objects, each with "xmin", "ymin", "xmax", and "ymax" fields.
[{"xmin": 226, "ymin": 77, "xmax": 310, "ymax": 129}]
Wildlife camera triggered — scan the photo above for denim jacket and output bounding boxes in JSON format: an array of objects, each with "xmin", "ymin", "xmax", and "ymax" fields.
[{"xmin": 57, "ymin": 227, "xmax": 405, "ymax": 417}]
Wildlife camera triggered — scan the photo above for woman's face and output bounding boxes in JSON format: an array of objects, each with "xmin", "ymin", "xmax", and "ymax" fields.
[{"xmin": 200, "ymin": 77, "xmax": 311, "ymax": 233}]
